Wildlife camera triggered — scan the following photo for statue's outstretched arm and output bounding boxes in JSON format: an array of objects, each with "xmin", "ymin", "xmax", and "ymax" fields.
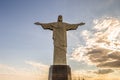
[
  {"xmin": 66, "ymin": 22, "xmax": 85, "ymax": 30},
  {"xmin": 34, "ymin": 22, "xmax": 53, "ymax": 30},
  {"xmin": 78, "ymin": 22, "xmax": 85, "ymax": 26},
  {"xmin": 34, "ymin": 22, "xmax": 42, "ymax": 25}
]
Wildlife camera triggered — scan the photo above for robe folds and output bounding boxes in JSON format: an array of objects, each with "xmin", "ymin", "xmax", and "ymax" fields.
[{"xmin": 40, "ymin": 22, "xmax": 80, "ymax": 65}]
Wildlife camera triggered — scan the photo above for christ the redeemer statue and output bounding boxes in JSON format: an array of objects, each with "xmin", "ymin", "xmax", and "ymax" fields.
[{"xmin": 34, "ymin": 15, "xmax": 85, "ymax": 65}]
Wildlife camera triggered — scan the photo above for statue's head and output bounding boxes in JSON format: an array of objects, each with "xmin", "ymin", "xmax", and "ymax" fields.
[{"xmin": 58, "ymin": 15, "xmax": 63, "ymax": 22}]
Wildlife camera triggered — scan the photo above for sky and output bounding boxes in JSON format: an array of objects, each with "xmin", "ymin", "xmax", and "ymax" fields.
[{"xmin": 0, "ymin": 0, "xmax": 120, "ymax": 80}]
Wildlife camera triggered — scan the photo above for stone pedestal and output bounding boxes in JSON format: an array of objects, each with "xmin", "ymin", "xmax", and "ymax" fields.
[{"xmin": 48, "ymin": 65, "xmax": 71, "ymax": 80}]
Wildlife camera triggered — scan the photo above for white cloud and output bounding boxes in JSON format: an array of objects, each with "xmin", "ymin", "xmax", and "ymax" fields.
[
  {"xmin": 70, "ymin": 17, "xmax": 120, "ymax": 68},
  {"xmin": 25, "ymin": 61, "xmax": 49, "ymax": 69},
  {"xmin": 25, "ymin": 60, "xmax": 49, "ymax": 73},
  {"xmin": 0, "ymin": 63, "xmax": 37, "ymax": 80},
  {"xmin": 0, "ymin": 64, "xmax": 17, "ymax": 74},
  {"xmin": 0, "ymin": 61, "xmax": 49, "ymax": 80},
  {"xmin": 70, "ymin": 46, "xmax": 87, "ymax": 61}
]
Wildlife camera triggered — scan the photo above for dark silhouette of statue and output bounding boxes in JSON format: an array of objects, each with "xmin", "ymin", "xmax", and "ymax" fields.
[{"xmin": 34, "ymin": 15, "xmax": 85, "ymax": 65}]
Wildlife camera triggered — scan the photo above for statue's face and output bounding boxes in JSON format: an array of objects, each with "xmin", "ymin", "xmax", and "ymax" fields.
[{"xmin": 58, "ymin": 15, "xmax": 63, "ymax": 22}]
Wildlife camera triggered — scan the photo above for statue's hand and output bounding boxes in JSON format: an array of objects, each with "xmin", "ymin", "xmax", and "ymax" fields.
[
  {"xmin": 34, "ymin": 22, "xmax": 42, "ymax": 25},
  {"xmin": 79, "ymin": 22, "xmax": 85, "ymax": 25}
]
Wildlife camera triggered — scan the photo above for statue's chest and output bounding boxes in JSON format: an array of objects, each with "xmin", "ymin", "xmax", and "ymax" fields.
[{"xmin": 55, "ymin": 23, "xmax": 65, "ymax": 30}]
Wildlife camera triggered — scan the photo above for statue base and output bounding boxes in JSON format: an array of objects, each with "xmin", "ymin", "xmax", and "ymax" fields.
[{"xmin": 48, "ymin": 65, "xmax": 71, "ymax": 80}]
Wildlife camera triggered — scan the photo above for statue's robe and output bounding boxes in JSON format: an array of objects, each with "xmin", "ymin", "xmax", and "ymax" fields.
[{"xmin": 40, "ymin": 22, "xmax": 80, "ymax": 65}]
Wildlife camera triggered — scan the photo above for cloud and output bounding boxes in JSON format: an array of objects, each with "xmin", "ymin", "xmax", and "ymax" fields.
[
  {"xmin": 25, "ymin": 60, "xmax": 49, "ymax": 69},
  {"xmin": 86, "ymin": 48, "xmax": 111, "ymax": 63},
  {"xmin": 108, "ymin": 51, "xmax": 120, "ymax": 60},
  {"xmin": 25, "ymin": 60, "xmax": 49, "ymax": 73},
  {"xmin": 72, "ymin": 70, "xmax": 95, "ymax": 79},
  {"xmin": 94, "ymin": 69, "xmax": 114, "ymax": 74},
  {"xmin": 97, "ymin": 60, "xmax": 120, "ymax": 68},
  {"xmin": 0, "ymin": 64, "xmax": 17, "ymax": 74},
  {"xmin": 0, "ymin": 63, "xmax": 39, "ymax": 75},
  {"xmin": 70, "ymin": 46, "xmax": 87, "ymax": 61},
  {"xmin": 70, "ymin": 17, "xmax": 120, "ymax": 68},
  {"xmin": 72, "ymin": 69, "xmax": 120, "ymax": 80},
  {"xmin": 0, "ymin": 63, "xmax": 37, "ymax": 80},
  {"xmin": 0, "ymin": 61, "xmax": 49, "ymax": 80}
]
